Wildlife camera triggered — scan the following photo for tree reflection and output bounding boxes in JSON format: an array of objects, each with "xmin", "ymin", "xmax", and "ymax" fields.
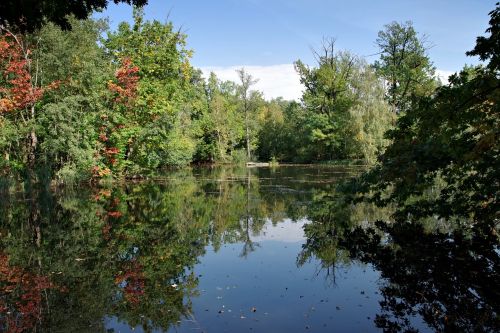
[
  {"xmin": 0, "ymin": 167, "xmax": 316, "ymax": 332},
  {"xmin": 300, "ymin": 192, "xmax": 500, "ymax": 332},
  {"xmin": 0, "ymin": 253, "xmax": 59, "ymax": 333},
  {"xmin": 2, "ymin": 167, "xmax": 498, "ymax": 332}
]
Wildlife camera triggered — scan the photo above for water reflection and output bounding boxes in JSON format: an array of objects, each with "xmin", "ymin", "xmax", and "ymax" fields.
[
  {"xmin": 299, "ymin": 196, "xmax": 500, "ymax": 332},
  {"xmin": 0, "ymin": 166, "xmax": 498, "ymax": 332}
]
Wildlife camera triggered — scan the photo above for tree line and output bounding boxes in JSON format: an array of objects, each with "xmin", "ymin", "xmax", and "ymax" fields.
[{"xmin": 0, "ymin": 5, "xmax": 440, "ymax": 184}]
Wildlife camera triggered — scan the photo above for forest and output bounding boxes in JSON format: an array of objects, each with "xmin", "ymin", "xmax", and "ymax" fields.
[
  {"xmin": 0, "ymin": 0, "xmax": 496, "ymax": 237},
  {"xmin": 0, "ymin": 3, "xmax": 445, "ymax": 185}
]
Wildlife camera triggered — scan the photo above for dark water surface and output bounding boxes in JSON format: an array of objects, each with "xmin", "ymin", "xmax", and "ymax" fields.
[{"xmin": 0, "ymin": 166, "xmax": 498, "ymax": 332}]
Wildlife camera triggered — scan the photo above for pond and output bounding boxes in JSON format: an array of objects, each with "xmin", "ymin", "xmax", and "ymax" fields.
[{"xmin": 0, "ymin": 166, "xmax": 498, "ymax": 332}]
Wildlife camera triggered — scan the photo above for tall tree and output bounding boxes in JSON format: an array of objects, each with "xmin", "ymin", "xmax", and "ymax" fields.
[
  {"xmin": 295, "ymin": 39, "xmax": 393, "ymax": 162},
  {"xmin": 104, "ymin": 8, "xmax": 198, "ymax": 170},
  {"xmin": 374, "ymin": 21, "xmax": 437, "ymax": 113},
  {"xmin": 295, "ymin": 40, "xmax": 357, "ymax": 161},
  {"xmin": 347, "ymin": 5, "xmax": 500, "ymax": 225},
  {"xmin": 35, "ymin": 18, "xmax": 111, "ymax": 183},
  {"xmin": 0, "ymin": 27, "xmax": 59, "ymax": 179},
  {"xmin": 194, "ymin": 72, "xmax": 243, "ymax": 163},
  {"xmin": 236, "ymin": 68, "xmax": 258, "ymax": 161}
]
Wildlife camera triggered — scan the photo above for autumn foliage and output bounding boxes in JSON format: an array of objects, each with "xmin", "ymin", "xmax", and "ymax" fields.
[
  {"xmin": 114, "ymin": 260, "xmax": 145, "ymax": 305},
  {"xmin": 92, "ymin": 57, "xmax": 140, "ymax": 178},
  {"xmin": 0, "ymin": 253, "xmax": 58, "ymax": 333},
  {"xmin": 108, "ymin": 57, "xmax": 139, "ymax": 107},
  {"xmin": 0, "ymin": 35, "xmax": 46, "ymax": 113}
]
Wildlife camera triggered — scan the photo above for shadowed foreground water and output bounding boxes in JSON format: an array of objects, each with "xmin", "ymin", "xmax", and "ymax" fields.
[{"xmin": 0, "ymin": 166, "xmax": 498, "ymax": 332}]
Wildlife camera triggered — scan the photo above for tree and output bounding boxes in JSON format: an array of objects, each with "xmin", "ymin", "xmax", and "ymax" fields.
[
  {"xmin": 256, "ymin": 98, "xmax": 287, "ymax": 161},
  {"xmin": 295, "ymin": 41, "xmax": 359, "ymax": 161},
  {"xmin": 35, "ymin": 18, "xmax": 111, "ymax": 183},
  {"xmin": 0, "ymin": 28, "xmax": 59, "ymax": 179},
  {"xmin": 196, "ymin": 72, "xmax": 243, "ymax": 162},
  {"xmin": 236, "ymin": 68, "xmax": 259, "ymax": 161},
  {"xmin": 0, "ymin": 0, "xmax": 148, "ymax": 32},
  {"xmin": 104, "ymin": 8, "xmax": 198, "ymax": 170},
  {"xmin": 374, "ymin": 21, "xmax": 437, "ymax": 113},
  {"xmin": 347, "ymin": 5, "xmax": 500, "ymax": 225},
  {"xmin": 467, "ymin": 3, "xmax": 500, "ymax": 71},
  {"xmin": 294, "ymin": 39, "xmax": 393, "ymax": 162}
]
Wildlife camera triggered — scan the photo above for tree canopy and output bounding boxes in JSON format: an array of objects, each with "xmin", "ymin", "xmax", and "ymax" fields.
[
  {"xmin": 374, "ymin": 21, "xmax": 437, "ymax": 113},
  {"xmin": 0, "ymin": 0, "xmax": 148, "ymax": 32},
  {"xmin": 346, "ymin": 4, "xmax": 500, "ymax": 225},
  {"xmin": 294, "ymin": 40, "xmax": 394, "ymax": 163}
]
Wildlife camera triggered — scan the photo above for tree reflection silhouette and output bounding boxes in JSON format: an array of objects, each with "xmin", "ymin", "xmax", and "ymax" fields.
[{"xmin": 300, "ymin": 193, "xmax": 500, "ymax": 332}]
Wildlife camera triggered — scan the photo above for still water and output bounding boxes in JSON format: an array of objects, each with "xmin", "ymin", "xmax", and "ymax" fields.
[{"xmin": 0, "ymin": 166, "xmax": 498, "ymax": 332}]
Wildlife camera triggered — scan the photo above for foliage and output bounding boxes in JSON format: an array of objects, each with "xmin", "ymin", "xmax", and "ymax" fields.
[
  {"xmin": 346, "ymin": 6, "xmax": 500, "ymax": 225},
  {"xmin": 1, "ymin": 3, "xmax": 494, "ymax": 188},
  {"xmin": 294, "ymin": 41, "xmax": 394, "ymax": 163},
  {"xmin": 236, "ymin": 68, "xmax": 261, "ymax": 161},
  {"xmin": 35, "ymin": 18, "xmax": 111, "ymax": 183},
  {"xmin": 104, "ymin": 8, "xmax": 199, "ymax": 171},
  {"xmin": 374, "ymin": 21, "xmax": 437, "ymax": 113},
  {"xmin": 0, "ymin": 0, "xmax": 147, "ymax": 32},
  {"xmin": 195, "ymin": 72, "xmax": 244, "ymax": 163},
  {"xmin": 0, "ymin": 29, "xmax": 59, "ymax": 179}
]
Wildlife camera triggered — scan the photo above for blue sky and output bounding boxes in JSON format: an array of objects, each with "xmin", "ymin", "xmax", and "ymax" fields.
[{"xmin": 95, "ymin": 0, "xmax": 497, "ymax": 100}]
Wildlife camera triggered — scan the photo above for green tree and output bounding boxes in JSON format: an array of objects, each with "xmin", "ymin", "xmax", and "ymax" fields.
[
  {"xmin": 374, "ymin": 21, "xmax": 437, "ymax": 113},
  {"xmin": 256, "ymin": 98, "xmax": 287, "ymax": 161},
  {"xmin": 35, "ymin": 18, "xmax": 111, "ymax": 183},
  {"xmin": 236, "ymin": 68, "xmax": 259, "ymax": 161},
  {"xmin": 104, "ymin": 8, "xmax": 198, "ymax": 170},
  {"xmin": 295, "ymin": 43, "xmax": 358, "ymax": 161},
  {"xmin": 0, "ymin": 26, "xmax": 60, "ymax": 181},
  {"xmin": 295, "ymin": 40, "xmax": 393, "ymax": 162},
  {"xmin": 195, "ymin": 72, "xmax": 244, "ymax": 163},
  {"xmin": 347, "ymin": 5, "xmax": 500, "ymax": 225}
]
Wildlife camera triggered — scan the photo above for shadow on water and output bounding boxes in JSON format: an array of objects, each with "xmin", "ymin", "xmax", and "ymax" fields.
[{"xmin": 0, "ymin": 166, "xmax": 498, "ymax": 332}]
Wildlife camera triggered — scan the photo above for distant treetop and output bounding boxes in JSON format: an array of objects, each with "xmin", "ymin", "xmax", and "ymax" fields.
[{"xmin": 0, "ymin": 0, "xmax": 148, "ymax": 32}]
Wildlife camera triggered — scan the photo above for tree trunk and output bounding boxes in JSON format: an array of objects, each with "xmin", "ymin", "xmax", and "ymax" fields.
[
  {"xmin": 28, "ymin": 105, "xmax": 37, "ymax": 172},
  {"xmin": 245, "ymin": 107, "xmax": 250, "ymax": 161},
  {"xmin": 246, "ymin": 125, "xmax": 250, "ymax": 160}
]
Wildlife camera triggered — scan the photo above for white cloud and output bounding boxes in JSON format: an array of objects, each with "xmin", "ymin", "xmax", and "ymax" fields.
[
  {"xmin": 436, "ymin": 69, "xmax": 455, "ymax": 84},
  {"xmin": 199, "ymin": 64, "xmax": 303, "ymax": 101},
  {"xmin": 199, "ymin": 65, "xmax": 455, "ymax": 100},
  {"xmin": 251, "ymin": 218, "xmax": 307, "ymax": 243}
]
